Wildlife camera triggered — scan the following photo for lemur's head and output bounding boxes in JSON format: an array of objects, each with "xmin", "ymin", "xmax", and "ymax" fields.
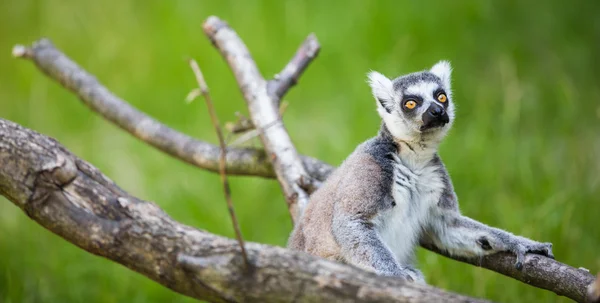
[{"xmin": 368, "ymin": 61, "xmax": 454, "ymax": 143}]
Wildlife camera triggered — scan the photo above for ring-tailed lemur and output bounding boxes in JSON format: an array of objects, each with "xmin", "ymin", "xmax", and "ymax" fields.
[{"xmin": 288, "ymin": 61, "xmax": 553, "ymax": 282}]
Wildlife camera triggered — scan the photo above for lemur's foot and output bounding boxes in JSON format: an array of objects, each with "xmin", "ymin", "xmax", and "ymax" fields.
[{"xmin": 512, "ymin": 241, "xmax": 554, "ymax": 270}]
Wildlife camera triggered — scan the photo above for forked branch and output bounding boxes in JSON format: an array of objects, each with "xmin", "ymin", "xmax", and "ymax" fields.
[{"xmin": 203, "ymin": 16, "xmax": 319, "ymax": 220}]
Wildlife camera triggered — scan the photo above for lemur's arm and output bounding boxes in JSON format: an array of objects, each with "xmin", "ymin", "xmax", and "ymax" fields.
[
  {"xmin": 330, "ymin": 153, "xmax": 420, "ymax": 281},
  {"xmin": 332, "ymin": 211, "xmax": 408, "ymax": 277},
  {"xmin": 423, "ymin": 186, "xmax": 554, "ymax": 269}
]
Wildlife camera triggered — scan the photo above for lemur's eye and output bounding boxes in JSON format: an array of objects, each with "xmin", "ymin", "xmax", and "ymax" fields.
[
  {"xmin": 404, "ymin": 100, "xmax": 417, "ymax": 109},
  {"xmin": 437, "ymin": 93, "xmax": 447, "ymax": 103}
]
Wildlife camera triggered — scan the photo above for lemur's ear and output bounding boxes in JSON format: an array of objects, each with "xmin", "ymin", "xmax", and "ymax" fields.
[
  {"xmin": 367, "ymin": 71, "xmax": 394, "ymax": 114},
  {"xmin": 430, "ymin": 60, "xmax": 452, "ymax": 89}
]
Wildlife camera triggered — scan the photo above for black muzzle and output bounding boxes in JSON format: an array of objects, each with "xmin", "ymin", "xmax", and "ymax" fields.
[{"xmin": 421, "ymin": 103, "xmax": 449, "ymax": 131}]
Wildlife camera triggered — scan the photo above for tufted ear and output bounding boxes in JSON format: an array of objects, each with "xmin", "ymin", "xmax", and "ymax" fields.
[
  {"xmin": 430, "ymin": 60, "xmax": 452, "ymax": 89},
  {"xmin": 367, "ymin": 71, "xmax": 394, "ymax": 114}
]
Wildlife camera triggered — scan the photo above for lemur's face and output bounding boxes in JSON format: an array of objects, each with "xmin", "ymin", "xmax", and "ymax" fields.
[{"xmin": 368, "ymin": 61, "xmax": 455, "ymax": 142}]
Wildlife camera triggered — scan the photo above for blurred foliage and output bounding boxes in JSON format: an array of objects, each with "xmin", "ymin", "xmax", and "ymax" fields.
[{"xmin": 1, "ymin": 0, "xmax": 599, "ymax": 302}]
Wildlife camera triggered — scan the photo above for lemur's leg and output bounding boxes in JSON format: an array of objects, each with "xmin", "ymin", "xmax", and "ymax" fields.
[
  {"xmin": 424, "ymin": 210, "xmax": 554, "ymax": 269},
  {"xmin": 332, "ymin": 212, "xmax": 422, "ymax": 282}
]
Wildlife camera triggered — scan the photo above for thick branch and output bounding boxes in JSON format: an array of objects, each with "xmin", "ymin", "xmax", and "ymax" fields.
[
  {"xmin": 11, "ymin": 40, "xmax": 332, "ymax": 182},
  {"xmin": 0, "ymin": 118, "xmax": 483, "ymax": 303},
  {"xmin": 203, "ymin": 16, "xmax": 318, "ymax": 220},
  {"xmin": 420, "ymin": 242, "xmax": 595, "ymax": 303}
]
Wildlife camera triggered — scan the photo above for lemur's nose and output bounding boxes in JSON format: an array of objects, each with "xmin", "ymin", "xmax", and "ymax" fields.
[
  {"xmin": 422, "ymin": 103, "xmax": 449, "ymax": 131},
  {"xmin": 428, "ymin": 104, "xmax": 445, "ymax": 117}
]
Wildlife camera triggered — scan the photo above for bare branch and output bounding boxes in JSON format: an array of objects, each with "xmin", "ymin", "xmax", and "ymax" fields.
[
  {"xmin": 203, "ymin": 16, "xmax": 318, "ymax": 221},
  {"xmin": 420, "ymin": 241, "xmax": 595, "ymax": 302},
  {"xmin": 267, "ymin": 34, "xmax": 320, "ymax": 101},
  {"xmin": 11, "ymin": 39, "xmax": 333, "ymax": 181},
  {"xmin": 188, "ymin": 58, "xmax": 249, "ymax": 269},
  {"xmin": 0, "ymin": 118, "xmax": 486, "ymax": 303}
]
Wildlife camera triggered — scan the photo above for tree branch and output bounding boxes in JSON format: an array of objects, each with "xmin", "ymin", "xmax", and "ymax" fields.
[
  {"xmin": 11, "ymin": 40, "xmax": 333, "ymax": 182},
  {"xmin": 203, "ymin": 16, "xmax": 318, "ymax": 220},
  {"xmin": 267, "ymin": 34, "xmax": 320, "ymax": 102},
  {"xmin": 419, "ymin": 242, "xmax": 595, "ymax": 303},
  {"xmin": 0, "ymin": 118, "xmax": 485, "ymax": 303},
  {"xmin": 11, "ymin": 22, "xmax": 597, "ymax": 302}
]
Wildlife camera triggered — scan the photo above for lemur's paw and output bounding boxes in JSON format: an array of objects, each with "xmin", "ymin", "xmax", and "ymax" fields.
[
  {"xmin": 512, "ymin": 241, "xmax": 554, "ymax": 270},
  {"xmin": 529, "ymin": 242, "xmax": 554, "ymax": 259}
]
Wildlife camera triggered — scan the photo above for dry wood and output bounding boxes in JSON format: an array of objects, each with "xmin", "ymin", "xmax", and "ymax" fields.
[
  {"xmin": 11, "ymin": 40, "xmax": 332, "ymax": 181},
  {"xmin": 0, "ymin": 118, "xmax": 485, "ymax": 303},
  {"xmin": 203, "ymin": 16, "xmax": 318, "ymax": 220}
]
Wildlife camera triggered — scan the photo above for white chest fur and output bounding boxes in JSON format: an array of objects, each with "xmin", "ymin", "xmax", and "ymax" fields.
[{"xmin": 375, "ymin": 157, "xmax": 445, "ymax": 265}]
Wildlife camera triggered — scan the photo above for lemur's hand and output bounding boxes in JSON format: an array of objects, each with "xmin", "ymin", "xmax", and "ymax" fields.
[{"xmin": 510, "ymin": 238, "xmax": 554, "ymax": 270}]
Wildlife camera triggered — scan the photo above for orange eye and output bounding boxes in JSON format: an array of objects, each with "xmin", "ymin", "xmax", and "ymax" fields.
[
  {"xmin": 405, "ymin": 100, "xmax": 417, "ymax": 109},
  {"xmin": 438, "ymin": 93, "xmax": 447, "ymax": 103}
]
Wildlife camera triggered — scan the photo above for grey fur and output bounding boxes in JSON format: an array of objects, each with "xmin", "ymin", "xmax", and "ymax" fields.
[
  {"xmin": 392, "ymin": 72, "xmax": 443, "ymax": 92},
  {"xmin": 288, "ymin": 61, "xmax": 553, "ymax": 282}
]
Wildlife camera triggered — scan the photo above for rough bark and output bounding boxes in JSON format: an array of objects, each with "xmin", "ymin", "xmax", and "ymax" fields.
[
  {"xmin": 0, "ymin": 118, "xmax": 484, "ymax": 303},
  {"xmin": 10, "ymin": 16, "xmax": 598, "ymax": 302},
  {"xmin": 420, "ymin": 242, "xmax": 595, "ymax": 303}
]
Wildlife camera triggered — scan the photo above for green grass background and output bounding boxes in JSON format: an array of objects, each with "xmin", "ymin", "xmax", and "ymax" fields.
[{"xmin": 1, "ymin": 0, "xmax": 599, "ymax": 302}]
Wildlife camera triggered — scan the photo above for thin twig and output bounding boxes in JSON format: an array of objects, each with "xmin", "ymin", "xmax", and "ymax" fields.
[
  {"xmin": 225, "ymin": 101, "xmax": 289, "ymax": 136},
  {"xmin": 225, "ymin": 112, "xmax": 254, "ymax": 134},
  {"xmin": 228, "ymin": 119, "xmax": 280, "ymax": 147},
  {"xmin": 188, "ymin": 58, "xmax": 250, "ymax": 269}
]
